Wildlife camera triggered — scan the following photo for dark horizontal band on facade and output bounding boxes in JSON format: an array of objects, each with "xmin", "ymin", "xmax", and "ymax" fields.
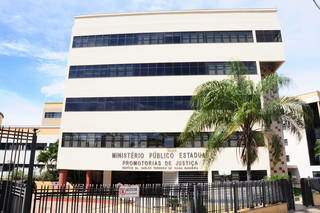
[
  {"xmin": 72, "ymin": 31, "xmax": 254, "ymax": 48},
  {"xmin": 61, "ymin": 132, "xmax": 250, "ymax": 148},
  {"xmin": 44, "ymin": 112, "xmax": 62, "ymax": 118},
  {"xmin": 71, "ymin": 30, "xmax": 282, "ymax": 48},
  {"xmin": 69, "ymin": 61, "xmax": 257, "ymax": 78},
  {"xmin": 65, "ymin": 96, "xmax": 192, "ymax": 112}
]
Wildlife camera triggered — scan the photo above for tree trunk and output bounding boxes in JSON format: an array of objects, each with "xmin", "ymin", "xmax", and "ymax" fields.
[
  {"xmin": 246, "ymin": 136, "xmax": 253, "ymax": 208},
  {"xmin": 246, "ymin": 136, "xmax": 251, "ymax": 181},
  {"xmin": 246, "ymin": 161, "xmax": 251, "ymax": 181}
]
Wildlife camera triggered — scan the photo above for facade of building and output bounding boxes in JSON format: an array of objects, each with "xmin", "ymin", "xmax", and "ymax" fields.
[
  {"xmin": 0, "ymin": 103, "xmax": 62, "ymax": 176},
  {"xmin": 57, "ymin": 9, "xmax": 286, "ymax": 185},
  {"xmin": 0, "ymin": 112, "xmax": 4, "ymax": 126},
  {"xmin": 285, "ymin": 91, "xmax": 320, "ymax": 180}
]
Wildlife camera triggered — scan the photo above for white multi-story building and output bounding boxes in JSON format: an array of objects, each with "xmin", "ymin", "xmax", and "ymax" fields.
[{"xmin": 57, "ymin": 9, "xmax": 286, "ymax": 185}]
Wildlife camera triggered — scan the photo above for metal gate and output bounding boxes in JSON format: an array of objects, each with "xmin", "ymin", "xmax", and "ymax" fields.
[
  {"xmin": 301, "ymin": 178, "xmax": 320, "ymax": 207},
  {"xmin": 0, "ymin": 127, "xmax": 37, "ymax": 213}
]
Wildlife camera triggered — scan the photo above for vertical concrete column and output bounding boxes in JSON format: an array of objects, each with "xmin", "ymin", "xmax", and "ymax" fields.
[
  {"xmin": 260, "ymin": 64, "xmax": 288, "ymax": 176},
  {"xmin": 58, "ymin": 170, "xmax": 68, "ymax": 186},
  {"xmin": 103, "ymin": 171, "xmax": 112, "ymax": 185},
  {"xmin": 86, "ymin": 170, "xmax": 93, "ymax": 190},
  {"xmin": 207, "ymin": 171, "xmax": 212, "ymax": 184}
]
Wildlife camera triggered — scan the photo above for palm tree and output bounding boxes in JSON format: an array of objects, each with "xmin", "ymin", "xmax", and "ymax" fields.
[
  {"xmin": 37, "ymin": 140, "xmax": 58, "ymax": 173},
  {"xmin": 180, "ymin": 62, "xmax": 310, "ymax": 181}
]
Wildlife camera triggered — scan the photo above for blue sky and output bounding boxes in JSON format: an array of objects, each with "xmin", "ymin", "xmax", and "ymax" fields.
[{"xmin": 0, "ymin": 0, "xmax": 319, "ymax": 125}]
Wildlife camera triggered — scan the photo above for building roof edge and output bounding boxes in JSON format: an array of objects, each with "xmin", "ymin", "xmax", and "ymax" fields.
[{"xmin": 75, "ymin": 8, "xmax": 278, "ymax": 19}]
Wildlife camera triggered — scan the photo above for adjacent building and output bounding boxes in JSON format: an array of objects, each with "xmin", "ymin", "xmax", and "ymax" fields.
[
  {"xmin": 57, "ymin": 9, "xmax": 286, "ymax": 185},
  {"xmin": 285, "ymin": 91, "xmax": 320, "ymax": 180},
  {"xmin": 0, "ymin": 103, "xmax": 62, "ymax": 176}
]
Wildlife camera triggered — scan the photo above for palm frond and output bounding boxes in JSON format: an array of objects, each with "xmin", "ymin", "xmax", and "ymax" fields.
[
  {"xmin": 204, "ymin": 120, "xmax": 242, "ymax": 166},
  {"xmin": 262, "ymin": 97, "xmax": 307, "ymax": 140},
  {"xmin": 315, "ymin": 139, "xmax": 320, "ymax": 157},
  {"xmin": 259, "ymin": 74, "xmax": 290, "ymax": 94},
  {"xmin": 192, "ymin": 80, "xmax": 237, "ymax": 112},
  {"xmin": 179, "ymin": 110, "xmax": 217, "ymax": 144},
  {"xmin": 302, "ymin": 104, "xmax": 314, "ymax": 128}
]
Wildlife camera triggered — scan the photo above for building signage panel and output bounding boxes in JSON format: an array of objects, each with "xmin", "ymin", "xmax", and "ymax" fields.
[
  {"xmin": 111, "ymin": 148, "xmax": 206, "ymax": 171},
  {"xmin": 118, "ymin": 185, "xmax": 139, "ymax": 198},
  {"xmin": 58, "ymin": 147, "xmax": 270, "ymax": 172}
]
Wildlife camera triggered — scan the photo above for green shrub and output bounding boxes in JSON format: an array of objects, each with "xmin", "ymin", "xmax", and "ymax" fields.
[
  {"xmin": 167, "ymin": 197, "xmax": 179, "ymax": 208},
  {"xmin": 264, "ymin": 174, "xmax": 289, "ymax": 181},
  {"xmin": 10, "ymin": 170, "xmax": 27, "ymax": 180},
  {"xmin": 35, "ymin": 170, "xmax": 58, "ymax": 181},
  {"xmin": 293, "ymin": 187, "xmax": 301, "ymax": 196}
]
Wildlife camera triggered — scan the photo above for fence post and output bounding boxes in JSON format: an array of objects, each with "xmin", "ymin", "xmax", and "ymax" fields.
[
  {"xmin": 193, "ymin": 184, "xmax": 198, "ymax": 213},
  {"xmin": 233, "ymin": 182, "xmax": 238, "ymax": 213},
  {"xmin": 22, "ymin": 129, "xmax": 37, "ymax": 213},
  {"xmin": 262, "ymin": 181, "xmax": 266, "ymax": 207},
  {"xmin": 301, "ymin": 178, "xmax": 314, "ymax": 207},
  {"xmin": 287, "ymin": 179, "xmax": 296, "ymax": 211},
  {"xmin": 248, "ymin": 181, "xmax": 254, "ymax": 208}
]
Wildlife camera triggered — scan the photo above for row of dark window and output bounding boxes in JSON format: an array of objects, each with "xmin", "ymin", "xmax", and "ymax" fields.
[
  {"xmin": 44, "ymin": 112, "xmax": 62, "ymax": 118},
  {"xmin": 255, "ymin": 30, "xmax": 282, "ymax": 42},
  {"xmin": 72, "ymin": 30, "xmax": 282, "ymax": 48},
  {"xmin": 180, "ymin": 170, "xmax": 267, "ymax": 182},
  {"xmin": 72, "ymin": 31, "xmax": 254, "ymax": 48},
  {"xmin": 69, "ymin": 61, "xmax": 257, "ymax": 78},
  {"xmin": 0, "ymin": 143, "xmax": 47, "ymax": 150},
  {"xmin": 61, "ymin": 132, "xmax": 246, "ymax": 148},
  {"xmin": 65, "ymin": 96, "xmax": 192, "ymax": 112}
]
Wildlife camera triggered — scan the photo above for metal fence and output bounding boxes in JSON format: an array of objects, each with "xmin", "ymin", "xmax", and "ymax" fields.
[
  {"xmin": 0, "ymin": 127, "xmax": 37, "ymax": 213},
  {"xmin": 301, "ymin": 178, "xmax": 320, "ymax": 207},
  {"xmin": 31, "ymin": 179, "xmax": 294, "ymax": 213}
]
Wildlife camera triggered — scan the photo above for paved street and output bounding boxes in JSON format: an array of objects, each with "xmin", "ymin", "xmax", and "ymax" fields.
[{"xmin": 294, "ymin": 202, "xmax": 320, "ymax": 213}]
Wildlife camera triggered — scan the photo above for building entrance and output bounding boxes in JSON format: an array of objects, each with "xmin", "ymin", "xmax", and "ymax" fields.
[{"xmin": 111, "ymin": 171, "xmax": 162, "ymax": 185}]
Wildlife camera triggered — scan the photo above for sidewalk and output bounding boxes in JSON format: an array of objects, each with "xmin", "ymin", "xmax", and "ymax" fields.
[{"xmin": 294, "ymin": 203, "xmax": 320, "ymax": 212}]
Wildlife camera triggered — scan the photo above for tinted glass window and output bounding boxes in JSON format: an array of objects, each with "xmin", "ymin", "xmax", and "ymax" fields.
[
  {"xmin": 256, "ymin": 30, "xmax": 282, "ymax": 42},
  {"xmin": 61, "ymin": 132, "xmax": 250, "ymax": 148},
  {"xmin": 65, "ymin": 96, "xmax": 192, "ymax": 112},
  {"xmin": 44, "ymin": 112, "xmax": 62, "ymax": 118},
  {"xmin": 69, "ymin": 61, "xmax": 257, "ymax": 78},
  {"xmin": 72, "ymin": 31, "xmax": 254, "ymax": 48}
]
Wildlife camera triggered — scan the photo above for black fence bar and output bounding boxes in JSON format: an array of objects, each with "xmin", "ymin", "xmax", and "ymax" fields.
[{"xmin": 31, "ymin": 180, "xmax": 294, "ymax": 213}]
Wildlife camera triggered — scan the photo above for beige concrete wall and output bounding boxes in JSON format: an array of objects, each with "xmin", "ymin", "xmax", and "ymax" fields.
[
  {"xmin": 297, "ymin": 91, "xmax": 320, "ymax": 104},
  {"xmin": 42, "ymin": 102, "xmax": 63, "ymax": 126},
  {"xmin": 0, "ymin": 113, "xmax": 3, "ymax": 126}
]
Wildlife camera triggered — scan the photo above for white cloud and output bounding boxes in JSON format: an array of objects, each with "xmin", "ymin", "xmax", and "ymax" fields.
[
  {"xmin": 0, "ymin": 39, "xmax": 67, "ymax": 62},
  {"xmin": 0, "ymin": 39, "xmax": 67, "ymax": 98},
  {"xmin": 41, "ymin": 80, "xmax": 64, "ymax": 97},
  {"xmin": 37, "ymin": 62, "xmax": 66, "ymax": 77},
  {"xmin": 0, "ymin": 89, "xmax": 42, "ymax": 126}
]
